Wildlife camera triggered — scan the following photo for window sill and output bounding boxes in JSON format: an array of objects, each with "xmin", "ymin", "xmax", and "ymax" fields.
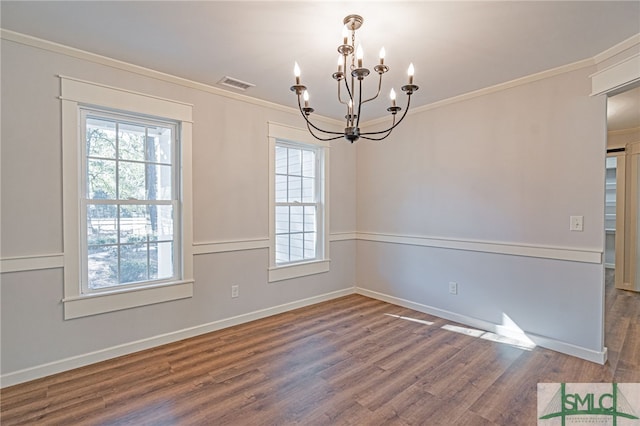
[
  {"xmin": 268, "ymin": 259, "xmax": 330, "ymax": 282},
  {"xmin": 62, "ymin": 280, "xmax": 193, "ymax": 319}
]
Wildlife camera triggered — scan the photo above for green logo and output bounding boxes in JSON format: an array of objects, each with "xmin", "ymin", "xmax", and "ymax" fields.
[{"xmin": 539, "ymin": 383, "xmax": 639, "ymax": 425}]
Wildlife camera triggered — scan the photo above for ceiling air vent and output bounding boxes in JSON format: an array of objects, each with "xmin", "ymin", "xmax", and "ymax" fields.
[{"xmin": 217, "ymin": 76, "xmax": 255, "ymax": 91}]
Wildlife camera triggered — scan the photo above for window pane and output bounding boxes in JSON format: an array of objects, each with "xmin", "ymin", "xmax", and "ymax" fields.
[
  {"xmin": 87, "ymin": 204, "xmax": 117, "ymax": 245},
  {"xmin": 119, "ymin": 123, "xmax": 146, "ymax": 161},
  {"xmin": 302, "ymin": 177, "xmax": 315, "ymax": 202},
  {"xmin": 147, "ymin": 127, "xmax": 172, "ymax": 164},
  {"xmin": 118, "ymin": 161, "xmax": 146, "ymax": 200},
  {"xmin": 87, "ymin": 159, "xmax": 116, "ymax": 199},
  {"xmin": 290, "ymin": 233, "xmax": 304, "ymax": 262},
  {"xmin": 86, "ymin": 118, "xmax": 116, "ymax": 159},
  {"xmin": 275, "ymin": 175, "xmax": 287, "ymax": 202},
  {"xmin": 276, "ymin": 235, "xmax": 289, "ymax": 264},
  {"xmin": 149, "ymin": 205, "xmax": 174, "ymax": 242},
  {"xmin": 288, "ymin": 148, "xmax": 301, "ymax": 175},
  {"xmin": 288, "ymin": 176, "xmax": 302, "ymax": 202},
  {"xmin": 304, "ymin": 233, "xmax": 316, "ymax": 259},
  {"xmin": 275, "ymin": 146, "xmax": 288, "ymax": 174},
  {"xmin": 146, "ymin": 164, "xmax": 173, "ymax": 200},
  {"xmin": 87, "ymin": 245, "xmax": 118, "ymax": 289},
  {"xmin": 275, "ymin": 206, "xmax": 289, "ymax": 234},
  {"xmin": 150, "ymin": 241, "xmax": 174, "ymax": 280},
  {"xmin": 302, "ymin": 150, "xmax": 315, "ymax": 177},
  {"xmin": 120, "ymin": 205, "xmax": 149, "ymax": 244},
  {"xmin": 290, "ymin": 206, "xmax": 304, "ymax": 232},
  {"xmin": 120, "ymin": 243, "xmax": 148, "ymax": 284},
  {"xmin": 304, "ymin": 206, "xmax": 316, "ymax": 231}
]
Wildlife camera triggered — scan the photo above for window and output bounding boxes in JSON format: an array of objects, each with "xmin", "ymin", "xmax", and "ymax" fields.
[
  {"xmin": 275, "ymin": 143, "xmax": 320, "ymax": 264},
  {"xmin": 81, "ymin": 110, "xmax": 179, "ymax": 292},
  {"xmin": 61, "ymin": 77, "xmax": 193, "ymax": 319},
  {"xmin": 268, "ymin": 122, "xmax": 330, "ymax": 282}
]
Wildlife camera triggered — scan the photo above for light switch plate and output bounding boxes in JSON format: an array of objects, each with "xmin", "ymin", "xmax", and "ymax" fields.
[{"xmin": 570, "ymin": 216, "xmax": 584, "ymax": 232}]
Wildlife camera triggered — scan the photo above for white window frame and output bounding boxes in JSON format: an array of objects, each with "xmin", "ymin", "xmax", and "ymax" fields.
[
  {"xmin": 268, "ymin": 122, "xmax": 330, "ymax": 282},
  {"xmin": 61, "ymin": 76, "xmax": 193, "ymax": 319}
]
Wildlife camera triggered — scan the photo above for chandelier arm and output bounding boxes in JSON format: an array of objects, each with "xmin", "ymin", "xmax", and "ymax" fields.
[
  {"xmin": 360, "ymin": 132, "xmax": 393, "ymax": 141},
  {"xmin": 305, "ymin": 121, "xmax": 344, "ymax": 141},
  {"xmin": 360, "ymin": 115, "xmax": 396, "ymax": 141},
  {"xmin": 362, "ymin": 72, "xmax": 383, "ymax": 104},
  {"xmin": 337, "ymin": 80, "xmax": 348, "ymax": 106},
  {"xmin": 359, "ymin": 115, "xmax": 396, "ymax": 141},
  {"xmin": 360, "ymin": 94, "xmax": 413, "ymax": 136},
  {"xmin": 349, "ymin": 74, "xmax": 357, "ymax": 126},
  {"xmin": 343, "ymin": 76, "xmax": 353, "ymax": 103},
  {"xmin": 355, "ymin": 78, "xmax": 364, "ymax": 129},
  {"xmin": 296, "ymin": 96, "xmax": 344, "ymax": 136}
]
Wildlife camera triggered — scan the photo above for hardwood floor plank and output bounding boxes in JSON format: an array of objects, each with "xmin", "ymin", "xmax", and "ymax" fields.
[
  {"xmin": 618, "ymin": 321, "xmax": 640, "ymax": 371},
  {"xmin": 468, "ymin": 349, "xmax": 552, "ymax": 423},
  {"xmin": 1, "ymin": 287, "xmax": 638, "ymax": 425}
]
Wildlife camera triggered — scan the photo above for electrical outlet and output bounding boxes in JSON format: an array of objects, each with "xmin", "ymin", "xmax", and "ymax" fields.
[
  {"xmin": 449, "ymin": 281, "xmax": 458, "ymax": 295},
  {"xmin": 231, "ymin": 285, "xmax": 239, "ymax": 298},
  {"xmin": 570, "ymin": 215, "xmax": 584, "ymax": 232}
]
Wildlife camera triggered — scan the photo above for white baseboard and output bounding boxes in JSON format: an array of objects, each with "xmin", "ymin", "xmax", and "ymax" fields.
[
  {"xmin": 2, "ymin": 284, "xmax": 609, "ymax": 388},
  {"xmin": 0, "ymin": 287, "xmax": 355, "ymax": 388},
  {"xmin": 355, "ymin": 287, "xmax": 608, "ymax": 365}
]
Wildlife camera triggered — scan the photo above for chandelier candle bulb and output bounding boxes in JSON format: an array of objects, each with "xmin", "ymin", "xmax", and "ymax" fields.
[
  {"xmin": 303, "ymin": 91, "xmax": 309, "ymax": 108},
  {"xmin": 337, "ymin": 55, "xmax": 343, "ymax": 73},
  {"xmin": 390, "ymin": 88, "xmax": 396, "ymax": 107},
  {"xmin": 356, "ymin": 45, "xmax": 363, "ymax": 68},
  {"xmin": 408, "ymin": 63, "xmax": 414, "ymax": 85},
  {"xmin": 294, "ymin": 62, "xmax": 301, "ymax": 85},
  {"xmin": 379, "ymin": 47, "xmax": 385, "ymax": 65},
  {"xmin": 342, "ymin": 26, "xmax": 348, "ymax": 45}
]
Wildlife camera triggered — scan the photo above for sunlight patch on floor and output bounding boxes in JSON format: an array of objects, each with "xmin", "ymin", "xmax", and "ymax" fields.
[
  {"xmin": 479, "ymin": 331, "xmax": 536, "ymax": 350},
  {"xmin": 442, "ymin": 324, "xmax": 485, "ymax": 337},
  {"xmin": 442, "ymin": 322, "xmax": 536, "ymax": 351},
  {"xmin": 383, "ymin": 312, "xmax": 536, "ymax": 351},
  {"xmin": 384, "ymin": 313, "xmax": 434, "ymax": 326}
]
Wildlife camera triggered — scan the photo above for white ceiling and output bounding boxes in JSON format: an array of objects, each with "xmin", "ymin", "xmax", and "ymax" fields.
[{"xmin": 1, "ymin": 1, "xmax": 639, "ymax": 124}]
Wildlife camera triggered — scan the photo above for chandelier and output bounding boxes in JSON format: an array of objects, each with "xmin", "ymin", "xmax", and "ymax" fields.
[{"xmin": 290, "ymin": 14, "xmax": 419, "ymax": 143}]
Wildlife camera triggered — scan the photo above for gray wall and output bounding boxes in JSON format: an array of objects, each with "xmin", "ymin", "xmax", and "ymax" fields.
[
  {"xmin": 356, "ymin": 65, "xmax": 607, "ymax": 356},
  {"xmin": 0, "ymin": 37, "xmax": 356, "ymax": 380}
]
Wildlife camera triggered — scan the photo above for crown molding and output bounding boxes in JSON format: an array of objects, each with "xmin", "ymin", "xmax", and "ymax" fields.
[
  {"xmin": 0, "ymin": 28, "xmax": 342, "ymax": 126},
  {"xmin": 594, "ymin": 33, "xmax": 640, "ymax": 65},
  {"xmin": 2, "ymin": 27, "xmax": 637, "ymax": 131},
  {"xmin": 363, "ymin": 58, "xmax": 595, "ymax": 127}
]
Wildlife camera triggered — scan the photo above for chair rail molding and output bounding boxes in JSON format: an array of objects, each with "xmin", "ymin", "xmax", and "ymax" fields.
[
  {"xmin": 356, "ymin": 232, "xmax": 602, "ymax": 264},
  {"xmin": 1, "ymin": 253, "xmax": 65, "ymax": 274}
]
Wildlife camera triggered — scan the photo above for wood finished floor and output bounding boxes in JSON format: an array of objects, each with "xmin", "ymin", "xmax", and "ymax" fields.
[{"xmin": 2, "ymin": 273, "xmax": 639, "ymax": 425}]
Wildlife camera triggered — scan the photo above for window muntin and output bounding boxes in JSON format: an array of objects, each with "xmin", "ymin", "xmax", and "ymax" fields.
[
  {"xmin": 81, "ymin": 109, "xmax": 180, "ymax": 292},
  {"xmin": 274, "ymin": 143, "xmax": 322, "ymax": 265}
]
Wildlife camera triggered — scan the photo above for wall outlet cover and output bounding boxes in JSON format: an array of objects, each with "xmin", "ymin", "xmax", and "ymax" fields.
[{"xmin": 570, "ymin": 215, "xmax": 584, "ymax": 232}]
